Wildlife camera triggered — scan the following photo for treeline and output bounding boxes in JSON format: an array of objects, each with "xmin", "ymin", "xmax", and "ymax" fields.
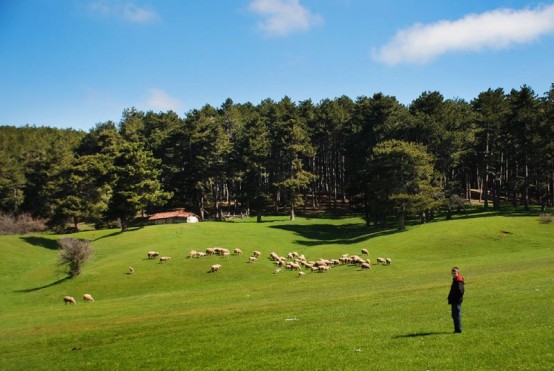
[{"xmin": 1, "ymin": 85, "xmax": 552, "ymax": 231}]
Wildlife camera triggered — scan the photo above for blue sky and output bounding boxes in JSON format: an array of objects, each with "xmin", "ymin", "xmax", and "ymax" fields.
[{"xmin": 1, "ymin": 0, "xmax": 553, "ymax": 131}]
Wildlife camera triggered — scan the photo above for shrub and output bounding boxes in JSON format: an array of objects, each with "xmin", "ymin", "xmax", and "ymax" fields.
[
  {"xmin": 539, "ymin": 213, "xmax": 552, "ymax": 224},
  {"xmin": 0, "ymin": 212, "xmax": 47, "ymax": 235},
  {"xmin": 57, "ymin": 238, "xmax": 94, "ymax": 277}
]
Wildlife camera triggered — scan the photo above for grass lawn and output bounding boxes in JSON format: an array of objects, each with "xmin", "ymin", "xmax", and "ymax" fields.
[{"xmin": 0, "ymin": 211, "xmax": 552, "ymax": 370}]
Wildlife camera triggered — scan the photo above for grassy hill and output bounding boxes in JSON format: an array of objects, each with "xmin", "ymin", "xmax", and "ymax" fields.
[{"xmin": 0, "ymin": 212, "xmax": 552, "ymax": 370}]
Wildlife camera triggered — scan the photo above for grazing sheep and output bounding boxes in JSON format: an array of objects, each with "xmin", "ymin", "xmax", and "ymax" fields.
[
  {"xmin": 288, "ymin": 262, "xmax": 302, "ymax": 271},
  {"xmin": 210, "ymin": 264, "xmax": 222, "ymax": 273},
  {"xmin": 147, "ymin": 251, "xmax": 159, "ymax": 259},
  {"xmin": 234, "ymin": 248, "xmax": 242, "ymax": 255},
  {"xmin": 376, "ymin": 257, "xmax": 386, "ymax": 265},
  {"xmin": 248, "ymin": 256, "xmax": 258, "ymax": 263},
  {"xmin": 83, "ymin": 294, "xmax": 94, "ymax": 302},
  {"xmin": 220, "ymin": 248, "xmax": 230, "ymax": 255},
  {"xmin": 385, "ymin": 258, "xmax": 392, "ymax": 265},
  {"xmin": 298, "ymin": 271, "xmax": 305, "ymax": 278},
  {"xmin": 63, "ymin": 296, "xmax": 76, "ymax": 304},
  {"xmin": 361, "ymin": 262, "xmax": 371, "ymax": 270},
  {"xmin": 274, "ymin": 268, "xmax": 281, "ymax": 274},
  {"xmin": 189, "ymin": 250, "xmax": 199, "ymax": 258},
  {"xmin": 206, "ymin": 247, "xmax": 216, "ymax": 255},
  {"xmin": 159, "ymin": 256, "xmax": 172, "ymax": 263},
  {"xmin": 196, "ymin": 252, "xmax": 206, "ymax": 258},
  {"xmin": 222, "ymin": 251, "xmax": 230, "ymax": 258},
  {"xmin": 273, "ymin": 258, "xmax": 283, "ymax": 266},
  {"xmin": 128, "ymin": 266, "xmax": 135, "ymax": 273},
  {"xmin": 253, "ymin": 250, "xmax": 262, "ymax": 258},
  {"xmin": 339, "ymin": 257, "xmax": 351, "ymax": 265},
  {"xmin": 361, "ymin": 248, "xmax": 369, "ymax": 255}
]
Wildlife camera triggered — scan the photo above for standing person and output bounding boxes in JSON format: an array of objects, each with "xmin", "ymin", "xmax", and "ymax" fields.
[{"xmin": 448, "ymin": 267, "xmax": 465, "ymax": 333}]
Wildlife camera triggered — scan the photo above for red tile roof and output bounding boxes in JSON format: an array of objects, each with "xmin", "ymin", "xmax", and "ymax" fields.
[{"xmin": 148, "ymin": 209, "xmax": 195, "ymax": 221}]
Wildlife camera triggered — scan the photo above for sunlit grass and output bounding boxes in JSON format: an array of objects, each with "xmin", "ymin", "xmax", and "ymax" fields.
[{"xmin": 0, "ymin": 212, "xmax": 552, "ymax": 370}]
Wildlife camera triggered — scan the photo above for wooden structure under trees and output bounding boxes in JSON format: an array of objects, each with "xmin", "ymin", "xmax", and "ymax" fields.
[{"xmin": 148, "ymin": 209, "xmax": 199, "ymax": 224}]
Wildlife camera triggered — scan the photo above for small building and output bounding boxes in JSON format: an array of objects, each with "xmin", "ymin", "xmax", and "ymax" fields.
[{"xmin": 148, "ymin": 209, "xmax": 199, "ymax": 224}]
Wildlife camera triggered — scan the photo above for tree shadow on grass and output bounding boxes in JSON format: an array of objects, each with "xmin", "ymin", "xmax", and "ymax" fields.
[
  {"xmin": 93, "ymin": 226, "xmax": 143, "ymax": 241},
  {"xmin": 20, "ymin": 236, "xmax": 59, "ymax": 250},
  {"xmin": 13, "ymin": 276, "xmax": 71, "ymax": 293},
  {"xmin": 392, "ymin": 331, "xmax": 451, "ymax": 338},
  {"xmin": 270, "ymin": 223, "xmax": 399, "ymax": 246}
]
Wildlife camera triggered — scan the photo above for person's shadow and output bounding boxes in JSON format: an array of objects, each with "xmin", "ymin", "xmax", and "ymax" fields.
[{"xmin": 392, "ymin": 331, "xmax": 451, "ymax": 338}]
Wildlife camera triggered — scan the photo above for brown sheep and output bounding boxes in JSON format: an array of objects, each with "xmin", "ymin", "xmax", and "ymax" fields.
[{"xmin": 63, "ymin": 296, "xmax": 76, "ymax": 304}]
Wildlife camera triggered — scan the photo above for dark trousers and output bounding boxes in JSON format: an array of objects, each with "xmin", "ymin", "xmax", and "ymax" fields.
[{"xmin": 451, "ymin": 304, "xmax": 462, "ymax": 333}]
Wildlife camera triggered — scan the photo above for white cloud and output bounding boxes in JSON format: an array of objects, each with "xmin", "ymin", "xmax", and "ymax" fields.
[
  {"xmin": 88, "ymin": 1, "xmax": 159, "ymax": 23},
  {"xmin": 248, "ymin": 0, "xmax": 323, "ymax": 37},
  {"xmin": 88, "ymin": 1, "xmax": 112, "ymax": 17},
  {"xmin": 373, "ymin": 4, "xmax": 554, "ymax": 65},
  {"xmin": 123, "ymin": 3, "xmax": 159, "ymax": 23},
  {"xmin": 146, "ymin": 89, "xmax": 182, "ymax": 112}
]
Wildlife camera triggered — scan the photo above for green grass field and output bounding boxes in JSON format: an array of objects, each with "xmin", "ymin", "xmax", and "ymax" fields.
[{"xmin": 0, "ymin": 211, "xmax": 552, "ymax": 370}]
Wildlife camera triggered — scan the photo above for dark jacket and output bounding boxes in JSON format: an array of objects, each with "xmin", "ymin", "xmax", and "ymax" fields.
[{"xmin": 448, "ymin": 276, "xmax": 464, "ymax": 305}]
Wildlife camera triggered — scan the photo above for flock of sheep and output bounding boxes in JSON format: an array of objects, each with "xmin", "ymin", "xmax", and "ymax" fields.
[
  {"xmin": 184, "ymin": 246, "xmax": 389, "ymax": 277},
  {"xmin": 62, "ymin": 247, "xmax": 391, "ymax": 303}
]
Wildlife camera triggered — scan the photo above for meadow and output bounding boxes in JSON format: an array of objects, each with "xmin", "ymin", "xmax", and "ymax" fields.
[{"xmin": 0, "ymin": 210, "xmax": 552, "ymax": 370}]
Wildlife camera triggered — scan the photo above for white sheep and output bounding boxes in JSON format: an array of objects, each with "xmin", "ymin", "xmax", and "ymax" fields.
[
  {"xmin": 83, "ymin": 294, "xmax": 94, "ymax": 302},
  {"xmin": 147, "ymin": 251, "xmax": 159, "ymax": 259},
  {"xmin": 288, "ymin": 262, "xmax": 302, "ymax": 271},
  {"xmin": 159, "ymin": 256, "xmax": 172, "ymax": 263},
  {"xmin": 298, "ymin": 271, "xmax": 305, "ymax": 278},
  {"xmin": 222, "ymin": 251, "xmax": 230, "ymax": 258},
  {"xmin": 376, "ymin": 257, "xmax": 386, "ymax": 265},
  {"xmin": 385, "ymin": 258, "xmax": 391, "ymax": 265},
  {"xmin": 274, "ymin": 268, "xmax": 281, "ymax": 274},
  {"xmin": 189, "ymin": 250, "xmax": 199, "ymax": 258},
  {"xmin": 234, "ymin": 248, "xmax": 242, "ymax": 255},
  {"xmin": 63, "ymin": 296, "xmax": 76, "ymax": 304},
  {"xmin": 206, "ymin": 247, "xmax": 216, "ymax": 255},
  {"xmin": 128, "ymin": 266, "xmax": 135, "ymax": 273},
  {"xmin": 252, "ymin": 250, "xmax": 262, "ymax": 258},
  {"xmin": 361, "ymin": 262, "xmax": 371, "ymax": 270},
  {"xmin": 210, "ymin": 264, "xmax": 222, "ymax": 273},
  {"xmin": 361, "ymin": 248, "xmax": 369, "ymax": 255},
  {"xmin": 248, "ymin": 256, "xmax": 258, "ymax": 263}
]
